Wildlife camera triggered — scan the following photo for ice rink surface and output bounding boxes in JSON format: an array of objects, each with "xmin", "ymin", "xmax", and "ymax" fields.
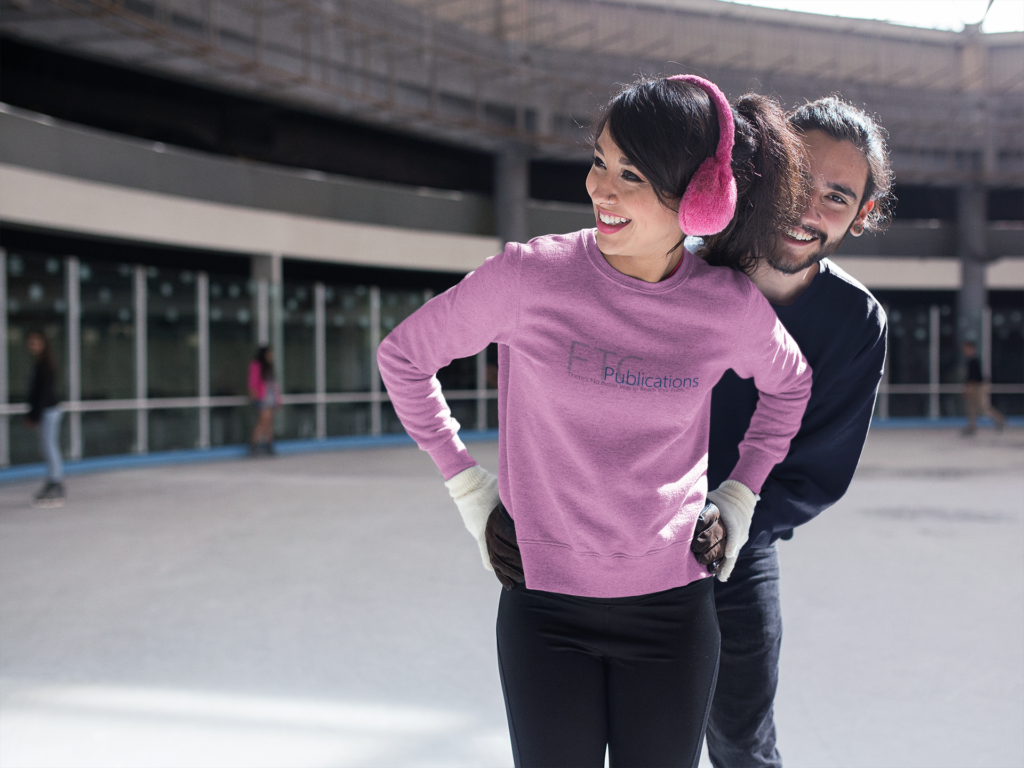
[{"xmin": 1, "ymin": 427, "xmax": 1022, "ymax": 768}]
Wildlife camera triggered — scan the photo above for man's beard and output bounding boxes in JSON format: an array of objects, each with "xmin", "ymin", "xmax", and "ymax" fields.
[{"xmin": 766, "ymin": 226, "xmax": 847, "ymax": 276}]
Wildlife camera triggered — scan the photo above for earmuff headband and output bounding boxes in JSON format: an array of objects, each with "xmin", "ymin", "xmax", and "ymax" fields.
[{"xmin": 667, "ymin": 75, "xmax": 737, "ymax": 236}]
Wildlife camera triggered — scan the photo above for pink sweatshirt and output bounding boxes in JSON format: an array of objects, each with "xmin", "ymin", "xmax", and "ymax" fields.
[{"xmin": 378, "ymin": 230, "xmax": 811, "ymax": 597}]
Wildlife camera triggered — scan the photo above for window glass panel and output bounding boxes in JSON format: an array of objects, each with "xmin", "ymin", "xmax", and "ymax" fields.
[
  {"xmin": 326, "ymin": 403, "xmax": 371, "ymax": 436},
  {"xmin": 325, "ymin": 284, "xmax": 371, "ymax": 392},
  {"xmin": 8, "ymin": 414, "xmax": 70, "ymax": 466},
  {"xmin": 210, "ymin": 405, "xmax": 252, "ymax": 446},
  {"xmin": 282, "ymin": 281, "xmax": 315, "ymax": 394},
  {"xmin": 937, "ymin": 302, "xmax": 959, "ymax": 385},
  {"xmin": 6, "ymin": 252, "xmax": 67, "ymax": 404},
  {"xmin": 147, "ymin": 268, "xmax": 198, "ymax": 398},
  {"xmin": 82, "ymin": 410, "xmax": 136, "ymax": 457},
  {"xmin": 991, "ymin": 303, "xmax": 1023, "ymax": 385},
  {"xmin": 80, "ymin": 260, "xmax": 134, "ymax": 401},
  {"xmin": 380, "ymin": 402, "xmax": 406, "ymax": 435},
  {"xmin": 886, "ymin": 305, "xmax": 930, "ymax": 385},
  {"xmin": 149, "ymin": 409, "xmax": 199, "ymax": 451},
  {"xmin": 209, "ymin": 275, "xmax": 256, "ymax": 397},
  {"xmin": 279, "ymin": 403, "xmax": 316, "ymax": 440}
]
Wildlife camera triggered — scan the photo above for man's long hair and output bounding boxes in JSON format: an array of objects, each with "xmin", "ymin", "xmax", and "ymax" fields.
[{"xmin": 700, "ymin": 94, "xmax": 807, "ymax": 274}]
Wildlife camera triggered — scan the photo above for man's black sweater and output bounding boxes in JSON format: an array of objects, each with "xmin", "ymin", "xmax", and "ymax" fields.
[{"xmin": 708, "ymin": 259, "xmax": 887, "ymax": 549}]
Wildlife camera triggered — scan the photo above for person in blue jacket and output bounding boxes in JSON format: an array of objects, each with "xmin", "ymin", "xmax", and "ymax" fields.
[{"xmin": 696, "ymin": 97, "xmax": 893, "ymax": 768}]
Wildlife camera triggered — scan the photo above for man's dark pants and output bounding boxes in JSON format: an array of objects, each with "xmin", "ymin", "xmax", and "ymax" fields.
[{"xmin": 706, "ymin": 545, "xmax": 782, "ymax": 768}]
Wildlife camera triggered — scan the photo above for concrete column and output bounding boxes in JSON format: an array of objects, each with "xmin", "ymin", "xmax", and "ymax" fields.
[
  {"xmin": 957, "ymin": 184, "xmax": 987, "ymax": 345},
  {"xmin": 134, "ymin": 266, "xmax": 148, "ymax": 454},
  {"xmin": 0, "ymin": 248, "xmax": 8, "ymax": 467},
  {"xmin": 66, "ymin": 256, "xmax": 82, "ymax": 461},
  {"xmin": 495, "ymin": 142, "xmax": 530, "ymax": 247}
]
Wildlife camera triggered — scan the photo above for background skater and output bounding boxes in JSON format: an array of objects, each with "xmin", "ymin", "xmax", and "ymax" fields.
[
  {"xmin": 25, "ymin": 331, "xmax": 65, "ymax": 507},
  {"xmin": 695, "ymin": 96, "xmax": 894, "ymax": 768},
  {"xmin": 961, "ymin": 340, "xmax": 1006, "ymax": 434}
]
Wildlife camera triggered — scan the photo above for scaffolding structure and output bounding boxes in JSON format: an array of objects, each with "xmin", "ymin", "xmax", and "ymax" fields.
[{"xmin": 2, "ymin": 0, "xmax": 1022, "ymax": 184}]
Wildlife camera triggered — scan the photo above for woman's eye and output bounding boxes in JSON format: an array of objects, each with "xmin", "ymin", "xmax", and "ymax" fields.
[
  {"xmin": 827, "ymin": 194, "xmax": 847, "ymax": 205},
  {"xmin": 592, "ymin": 156, "xmax": 606, "ymax": 169},
  {"xmin": 622, "ymin": 171, "xmax": 643, "ymax": 182}
]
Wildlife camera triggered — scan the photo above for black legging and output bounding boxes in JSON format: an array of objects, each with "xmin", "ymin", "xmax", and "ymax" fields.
[{"xmin": 496, "ymin": 577, "xmax": 720, "ymax": 768}]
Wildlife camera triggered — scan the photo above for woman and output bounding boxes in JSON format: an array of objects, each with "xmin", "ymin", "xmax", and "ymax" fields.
[
  {"xmin": 378, "ymin": 76, "xmax": 812, "ymax": 766},
  {"xmin": 248, "ymin": 346, "xmax": 281, "ymax": 455},
  {"xmin": 26, "ymin": 331, "xmax": 64, "ymax": 507}
]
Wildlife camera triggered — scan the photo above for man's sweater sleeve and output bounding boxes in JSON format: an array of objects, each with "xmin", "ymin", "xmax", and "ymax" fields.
[
  {"xmin": 377, "ymin": 245, "xmax": 521, "ymax": 480},
  {"xmin": 726, "ymin": 286, "xmax": 814, "ymax": 494},
  {"xmin": 746, "ymin": 315, "xmax": 887, "ymax": 548}
]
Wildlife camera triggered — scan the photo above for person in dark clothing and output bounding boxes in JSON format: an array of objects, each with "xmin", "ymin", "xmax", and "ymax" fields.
[
  {"xmin": 696, "ymin": 96, "xmax": 894, "ymax": 768},
  {"xmin": 25, "ymin": 331, "xmax": 65, "ymax": 507},
  {"xmin": 962, "ymin": 340, "xmax": 1005, "ymax": 434}
]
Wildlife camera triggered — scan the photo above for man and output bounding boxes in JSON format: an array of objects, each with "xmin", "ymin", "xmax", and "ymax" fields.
[
  {"xmin": 962, "ymin": 340, "xmax": 1005, "ymax": 434},
  {"xmin": 697, "ymin": 96, "xmax": 893, "ymax": 768}
]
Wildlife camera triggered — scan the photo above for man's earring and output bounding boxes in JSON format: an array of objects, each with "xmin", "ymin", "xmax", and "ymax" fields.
[{"xmin": 851, "ymin": 223, "xmax": 865, "ymax": 237}]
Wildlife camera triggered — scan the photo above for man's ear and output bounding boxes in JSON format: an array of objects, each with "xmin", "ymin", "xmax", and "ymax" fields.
[{"xmin": 850, "ymin": 199, "xmax": 874, "ymax": 237}]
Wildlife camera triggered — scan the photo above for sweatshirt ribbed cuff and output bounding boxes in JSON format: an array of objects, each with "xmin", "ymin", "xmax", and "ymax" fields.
[{"xmin": 444, "ymin": 464, "xmax": 487, "ymax": 499}]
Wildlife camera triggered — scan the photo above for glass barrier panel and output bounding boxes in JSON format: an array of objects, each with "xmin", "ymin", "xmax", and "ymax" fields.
[
  {"xmin": 149, "ymin": 408, "xmax": 199, "ymax": 452},
  {"xmin": 325, "ymin": 284, "xmax": 371, "ymax": 392},
  {"xmin": 6, "ymin": 252, "xmax": 67, "ymax": 404},
  {"xmin": 210, "ymin": 275, "xmax": 257, "ymax": 397},
  {"xmin": 147, "ymin": 267, "xmax": 198, "ymax": 398},
  {"xmin": 282, "ymin": 281, "xmax": 316, "ymax": 394},
  {"xmin": 326, "ymin": 403, "xmax": 371, "ymax": 436},
  {"xmin": 210, "ymin": 405, "xmax": 252, "ymax": 447},
  {"xmin": 80, "ymin": 260, "xmax": 134, "ymax": 401},
  {"xmin": 82, "ymin": 410, "xmax": 136, "ymax": 457}
]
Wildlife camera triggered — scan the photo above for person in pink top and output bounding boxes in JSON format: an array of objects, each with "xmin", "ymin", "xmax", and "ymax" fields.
[
  {"xmin": 248, "ymin": 345, "xmax": 281, "ymax": 455},
  {"xmin": 378, "ymin": 76, "xmax": 813, "ymax": 767}
]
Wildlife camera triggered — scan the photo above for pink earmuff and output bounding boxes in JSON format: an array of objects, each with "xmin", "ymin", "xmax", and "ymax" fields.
[{"xmin": 668, "ymin": 75, "xmax": 737, "ymax": 236}]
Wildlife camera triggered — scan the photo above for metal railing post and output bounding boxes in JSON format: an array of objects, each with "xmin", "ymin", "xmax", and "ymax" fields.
[
  {"xmin": 369, "ymin": 285, "xmax": 381, "ymax": 436},
  {"xmin": 0, "ymin": 248, "xmax": 8, "ymax": 467},
  {"xmin": 135, "ymin": 266, "xmax": 148, "ymax": 454},
  {"xmin": 67, "ymin": 257, "xmax": 82, "ymax": 459},
  {"xmin": 982, "ymin": 305, "xmax": 992, "ymax": 381},
  {"xmin": 315, "ymin": 281, "xmax": 326, "ymax": 440},
  {"xmin": 929, "ymin": 304, "xmax": 940, "ymax": 419},
  {"xmin": 198, "ymin": 272, "xmax": 210, "ymax": 448}
]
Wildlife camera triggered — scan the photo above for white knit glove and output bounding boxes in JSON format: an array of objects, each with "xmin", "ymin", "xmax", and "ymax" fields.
[
  {"xmin": 444, "ymin": 465, "xmax": 500, "ymax": 572},
  {"xmin": 706, "ymin": 480, "xmax": 760, "ymax": 582}
]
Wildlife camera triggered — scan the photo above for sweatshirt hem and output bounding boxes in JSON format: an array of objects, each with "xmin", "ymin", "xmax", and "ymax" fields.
[{"xmin": 519, "ymin": 539, "xmax": 711, "ymax": 598}]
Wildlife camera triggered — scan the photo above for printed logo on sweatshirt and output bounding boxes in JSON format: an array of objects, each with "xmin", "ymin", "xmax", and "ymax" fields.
[{"xmin": 566, "ymin": 340, "xmax": 699, "ymax": 392}]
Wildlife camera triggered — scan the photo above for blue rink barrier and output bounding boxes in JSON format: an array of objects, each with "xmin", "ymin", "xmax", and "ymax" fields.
[{"xmin": 1, "ymin": 419, "xmax": 1020, "ymax": 484}]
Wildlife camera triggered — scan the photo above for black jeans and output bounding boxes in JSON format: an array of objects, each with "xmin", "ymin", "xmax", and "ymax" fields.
[
  {"xmin": 496, "ymin": 578, "xmax": 720, "ymax": 768},
  {"xmin": 706, "ymin": 545, "xmax": 782, "ymax": 768}
]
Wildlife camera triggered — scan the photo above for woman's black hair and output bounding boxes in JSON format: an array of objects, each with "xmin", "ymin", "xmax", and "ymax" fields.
[
  {"xmin": 254, "ymin": 345, "xmax": 275, "ymax": 381},
  {"xmin": 702, "ymin": 94, "xmax": 808, "ymax": 273},
  {"xmin": 592, "ymin": 77, "xmax": 806, "ymax": 270},
  {"xmin": 591, "ymin": 77, "xmax": 720, "ymax": 212}
]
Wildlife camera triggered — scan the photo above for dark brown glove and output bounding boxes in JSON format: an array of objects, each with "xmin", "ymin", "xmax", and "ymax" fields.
[
  {"xmin": 691, "ymin": 501, "xmax": 726, "ymax": 573},
  {"xmin": 485, "ymin": 502, "xmax": 525, "ymax": 591}
]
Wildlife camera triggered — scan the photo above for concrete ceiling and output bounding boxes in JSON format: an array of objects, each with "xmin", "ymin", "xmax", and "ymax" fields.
[{"xmin": 2, "ymin": 0, "xmax": 1022, "ymax": 184}]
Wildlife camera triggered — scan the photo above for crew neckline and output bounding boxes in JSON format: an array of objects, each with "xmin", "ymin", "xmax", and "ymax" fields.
[
  {"xmin": 582, "ymin": 229, "xmax": 695, "ymax": 293},
  {"xmin": 772, "ymin": 258, "xmax": 833, "ymax": 317}
]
